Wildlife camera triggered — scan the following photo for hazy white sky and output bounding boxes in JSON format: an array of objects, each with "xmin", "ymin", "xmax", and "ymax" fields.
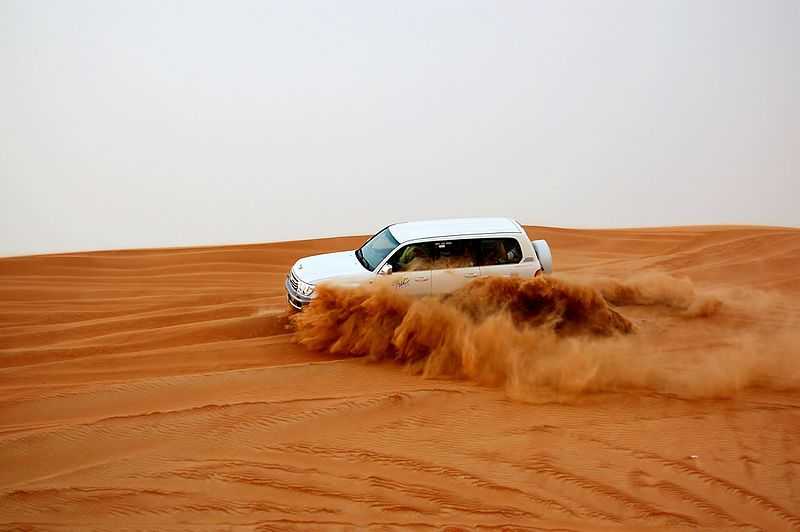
[{"xmin": 1, "ymin": 1, "xmax": 798, "ymax": 256}]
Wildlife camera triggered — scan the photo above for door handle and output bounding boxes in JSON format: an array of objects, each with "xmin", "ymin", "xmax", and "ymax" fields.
[
  {"xmin": 414, "ymin": 276, "xmax": 428, "ymax": 282},
  {"xmin": 464, "ymin": 272, "xmax": 479, "ymax": 278}
]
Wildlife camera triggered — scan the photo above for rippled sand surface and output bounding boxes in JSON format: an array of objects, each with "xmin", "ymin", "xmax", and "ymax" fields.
[{"xmin": 2, "ymin": 226, "xmax": 799, "ymax": 530}]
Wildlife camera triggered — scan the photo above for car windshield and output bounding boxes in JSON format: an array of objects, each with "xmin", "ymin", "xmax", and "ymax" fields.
[{"xmin": 358, "ymin": 227, "xmax": 400, "ymax": 271}]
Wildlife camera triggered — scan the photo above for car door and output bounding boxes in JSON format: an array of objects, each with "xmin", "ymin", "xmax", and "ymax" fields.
[
  {"xmin": 478, "ymin": 237, "xmax": 526, "ymax": 279},
  {"xmin": 384, "ymin": 242, "xmax": 432, "ymax": 297},
  {"xmin": 430, "ymin": 238, "xmax": 480, "ymax": 296}
]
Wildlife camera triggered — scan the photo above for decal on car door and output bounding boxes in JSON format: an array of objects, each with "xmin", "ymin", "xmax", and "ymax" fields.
[{"xmin": 393, "ymin": 277, "xmax": 410, "ymax": 289}]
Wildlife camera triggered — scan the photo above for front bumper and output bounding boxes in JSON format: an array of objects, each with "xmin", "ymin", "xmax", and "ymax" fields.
[{"xmin": 285, "ymin": 275, "xmax": 313, "ymax": 310}]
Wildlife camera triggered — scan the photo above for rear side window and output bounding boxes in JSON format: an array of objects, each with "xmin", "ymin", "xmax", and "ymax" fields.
[
  {"xmin": 479, "ymin": 238, "xmax": 523, "ymax": 266},
  {"xmin": 430, "ymin": 239, "xmax": 478, "ymax": 270}
]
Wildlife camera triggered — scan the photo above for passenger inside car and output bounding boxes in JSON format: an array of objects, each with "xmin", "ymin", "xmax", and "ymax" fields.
[
  {"xmin": 479, "ymin": 238, "xmax": 522, "ymax": 266},
  {"xmin": 432, "ymin": 240, "xmax": 477, "ymax": 270}
]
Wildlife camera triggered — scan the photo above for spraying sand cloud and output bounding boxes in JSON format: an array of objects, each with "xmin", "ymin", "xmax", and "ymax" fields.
[{"xmin": 292, "ymin": 273, "xmax": 800, "ymax": 401}]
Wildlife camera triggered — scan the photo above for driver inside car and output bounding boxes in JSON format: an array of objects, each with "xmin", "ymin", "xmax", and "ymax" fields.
[{"xmin": 397, "ymin": 244, "xmax": 430, "ymax": 271}]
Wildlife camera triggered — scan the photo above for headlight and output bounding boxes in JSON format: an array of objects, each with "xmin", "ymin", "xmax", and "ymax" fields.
[{"xmin": 297, "ymin": 280, "xmax": 314, "ymax": 296}]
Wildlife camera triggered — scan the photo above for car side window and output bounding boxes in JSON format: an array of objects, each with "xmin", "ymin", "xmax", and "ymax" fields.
[
  {"xmin": 388, "ymin": 243, "xmax": 434, "ymax": 272},
  {"xmin": 479, "ymin": 238, "xmax": 523, "ymax": 266},
  {"xmin": 430, "ymin": 239, "xmax": 478, "ymax": 270}
]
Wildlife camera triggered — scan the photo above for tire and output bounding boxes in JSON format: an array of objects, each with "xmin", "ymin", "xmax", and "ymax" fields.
[{"xmin": 531, "ymin": 239, "xmax": 553, "ymax": 274}]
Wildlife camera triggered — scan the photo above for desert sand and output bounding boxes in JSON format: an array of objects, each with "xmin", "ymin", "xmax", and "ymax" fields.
[{"xmin": 1, "ymin": 225, "xmax": 799, "ymax": 531}]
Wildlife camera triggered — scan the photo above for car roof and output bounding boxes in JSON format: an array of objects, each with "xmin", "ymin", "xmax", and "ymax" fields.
[{"xmin": 388, "ymin": 217, "xmax": 522, "ymax": 244}]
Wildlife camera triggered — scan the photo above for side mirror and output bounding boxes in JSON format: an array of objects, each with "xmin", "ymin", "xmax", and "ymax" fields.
[{"xmin": 379, "ymin": 264, "xmax": 393, "ymax": 276}]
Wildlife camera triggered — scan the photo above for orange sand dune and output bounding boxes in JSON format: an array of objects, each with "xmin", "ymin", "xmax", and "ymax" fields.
[{"xmin": 1, "ymin": 226, "xmax": 799, "ymax": 530}]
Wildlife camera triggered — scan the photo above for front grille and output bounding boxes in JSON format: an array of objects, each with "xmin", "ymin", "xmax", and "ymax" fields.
[
  {"xmin": 288, "ymin": 293, "xmax": 304, "ymax": 309},
  {"xmin": 288, "ymin": 270, "xmax": 299, "ymax": 291}
]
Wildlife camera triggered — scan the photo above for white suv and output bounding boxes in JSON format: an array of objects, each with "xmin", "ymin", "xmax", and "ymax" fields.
[{"xmin": 286, "ymin": 217, "xmax": 553, "ymax": 310}]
